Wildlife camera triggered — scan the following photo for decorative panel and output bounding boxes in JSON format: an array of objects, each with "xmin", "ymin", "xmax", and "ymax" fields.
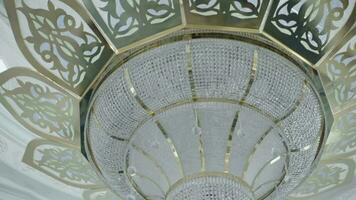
[
  {"xmin": 264, "ymin": 0, "xmax": 356, "ymax": 64},
  {"xmin": 5, "ymin": 0, "xmax": 114, "ymax": 95},
  {"xmin": 183, "ymin": 0, "xmax": 269, "ymax": 30},
  {"xmin": 23, "ymin": 139, "xmax": 103, "ymax": 189},
  {"xmin": 319, "ymin": 28, "xmax": 356, "ymax": 113},
  {"xmin": 288, "ymin": 158, "xmax": 355, "ymax": 199},
  {"xmin": 83, "ymin": 0, "xmax": 182, "ymax": 51},
  {"xmin": 324, "ymin": 106, "xmax": 356, "ymax": 158},
  {"xmin": 0, "ymin": 68, "xmax": 80, "ymax": 145}
]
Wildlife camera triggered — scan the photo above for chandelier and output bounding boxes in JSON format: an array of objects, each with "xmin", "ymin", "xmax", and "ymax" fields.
[
  {"xmin": 85, "ymin": 35, "xmax": 329, "ymax": 200},
  {"xmin": 3, "ymin": 0, "xmax": 354, "ymax": 199}
]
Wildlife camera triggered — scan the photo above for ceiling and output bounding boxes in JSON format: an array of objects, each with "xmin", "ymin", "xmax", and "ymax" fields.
[{"xmin": 0, "ymin": 0, "xmax": 355, "ymax": 200}]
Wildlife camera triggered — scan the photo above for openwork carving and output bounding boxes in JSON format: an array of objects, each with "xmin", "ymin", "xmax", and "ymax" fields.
[
  {"xmin": 289, "ymin": 159, "xmax": 355, "ymax": 199},
  {"xmin": 83, "ymin": 0, "xmax": 181, "ymax": 49},
  {"xmin": 324, "ymin": 107, "xmax": 356, "ymax": 158},
  {"xmin": 188, "ymin": 0, "xmax": 262, "ymax": 19},
  {"xmin": 265, "ymin": 0, "xmax": 355, "ymax": 63},
  {"xmin": 5, "ymin": 0, "xmax": 113, "ymax": 95},
  {"xmin": 321, "ymin": 33, "xmax": 356, "ymax": 112},
  {"xmin": 23, "ymin": 139, "xmax": 102, "ymax": 189},
  {"xmin": 0, "ymin": 68, "xmax": 80, "ymax": 145}
]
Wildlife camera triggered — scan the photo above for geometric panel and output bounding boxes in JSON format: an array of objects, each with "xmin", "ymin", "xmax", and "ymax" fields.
[
  {"xmin": 83, "ymin": 0, "xmax": 183, "ymax": 51},
  {"xmin": 0, "ymin": 67, "xmax": 80, "ymax": 145},
  {"xmin": 22, "ymin": 139, "xmax": 103, "ymax": 189},
  {"xmin": 264, "ymin": 0, "xmax": 356, "ymax": 64},
  {"xmin": 5, "ymin": 0, "xmax": 114, "ymax": 96},
  {"xmin": 183, "ymin": 0, "xmax": 270, "ymax": 30}
]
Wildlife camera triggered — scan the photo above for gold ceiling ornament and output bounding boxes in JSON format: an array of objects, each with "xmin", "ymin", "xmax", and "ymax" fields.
[
  {"xmin": 5, "ymin": 0, "xmax": 114, "ymax": 96},
  {"xmin": 323, "ymin": 105, "xmax": 356, "ymax": 159},
  {"xmin": 22, "ymin": 139, "xmax": 105, "ymax": 189},
  {"xmin": 0, "ymin": 67, "xmax": 80, "ymax": 146},
  {"xmin": 317, "ymin": 27, "xmax": 356, "ymax": 114},
  {"xmin": 288, "ymin": 158, "xmax": 355, "ymax": 199},
  {"xmin": 264, "ymin": 0, "xmax": 356, "ymax": 64},
  {"xmin": 0, "ymin": 0, "xmax": 354, "ymax": 200}
]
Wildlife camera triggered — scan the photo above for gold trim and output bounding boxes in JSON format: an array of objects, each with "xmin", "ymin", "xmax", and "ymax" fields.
[
  {"xmin": 242, "ymin": 126, "xmax": 273, "ymax": 179},
  {"xmin": 276, "ymin": 80, "xmax": 308, "ymax": 122},
  {"xmin": 193, "ymin": 109, "xmax": 206, "ymax": 172},
  {"xmin": 253, "ymin": 179, "xmax": 281, "ymax": 192},
  {"xmin": 131, "ymin": 143, "xmax": 171, "ymax": 186},
  {"xmin": 261, "ymin": 32, "xmax": 313, "ymax": 67},
  {"xmin": 155, "ymin": 121, "xmax": 185, "ymax": 177},
  {"xmin": 251, "ymin": 156, "xmax": 284, "ymax": 188},
  {"xmin": 82, "ymin": 32, "xmax": 332, "ymax": 200},
  {"xmin": 224, "ymin": 111, "xmax": 239, "ymax": 173},
  {"xmin": 5, "ymin": 0, "xmax": 114, "ymax": 96},
  {"xmin": 185, "ymin": 38, "xmax": 197, "ymax": 101},
  {"xmin": 127, "ymin": 173, "xmax": 151, "ymax": 200},
  {"xmin": 117, "ymin": 25, "xmax": 186, "ymax": 54},
  {"xmin": 166, "ymin": 172, "xmax": 255, "ymax": 199},
  {"xmin": 91, "ymin": 107, "xmax": 128, "ymax": 142},
  {"xmin": 23, "ymin": 139, "xmax": 102, "ymax": 189},
  {"xmin": 259, "ymin": 0, "xmax": 274, "ymax": 33},
  {"xmin": 179, "ymin": 0, "xmax": 187, "ymax": 26},
  {"xmin": 124, "ymin": 68, "xmax": 155, "ymax": 116},
  {"xmin": 240, "ymin": 50, "xmax": 258, "ymax": 103},
  {"xmin": 132, "ymin": 173, "xmax": 166, "ymax": 197},
  {"xmin": 128, "ymin": 98, "xmax": 278, "ymax": 149}
]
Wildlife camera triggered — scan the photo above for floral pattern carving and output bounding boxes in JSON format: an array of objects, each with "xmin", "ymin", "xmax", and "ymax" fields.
[
  {"xmin": 189, "ymin": 0, "xmax": 262, "ymax": 19},
  {"xmin": 38, "ymin": 148, "xmax": 97, "ymax": 183},
  {"xmin": 101, "ymin": 0, "xmax": 176, "ymax": 38},
  {"xmin": 324, "ymin": 107, "xmax": 356, "ymax": 157},
  {"xmin": 289, "ymin": 159, "xmax": 355, "ymax": 198},
  {"xmin": 23, "ymin": 139, "xmax": 102, "ymax": 188},
  {"xmin": 322, "ymin": 35, "xmax": 356, "ymax": 111},
  {"xmin": 83, "ymin": 0, "xmax": 181, "ymax": 48},
  {"xmin": 0, "ymin": 68, "xmax": 79, "ymax": 145},
  {"xmin": 5, "ymin": 0, "xmax": 113, "ymax": 94},
  {"xmin": 266, "ymin": 0, "xmax": 355, "ymax": 63}
]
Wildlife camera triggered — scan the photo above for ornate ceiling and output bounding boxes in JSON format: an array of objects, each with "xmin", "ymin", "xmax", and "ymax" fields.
[{"xmin": 0, "ymin": 0, "xmax": 355, "ymax": 200}]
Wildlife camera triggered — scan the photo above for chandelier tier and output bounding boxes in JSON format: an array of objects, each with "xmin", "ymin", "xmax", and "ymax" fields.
[{"xmin": 85, "ymin": 38, "xmax": 326, "ymax": 200}]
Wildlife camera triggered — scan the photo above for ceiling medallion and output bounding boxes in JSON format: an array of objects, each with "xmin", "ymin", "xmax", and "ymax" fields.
[{"xmin": 84, "ymin": 36, "xmax": 331, "ymax": 200}]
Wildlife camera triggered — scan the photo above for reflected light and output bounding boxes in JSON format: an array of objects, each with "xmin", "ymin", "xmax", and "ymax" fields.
[{"xmin": 0, "ymin": 59, "xmax": 7, "ymax": 73}]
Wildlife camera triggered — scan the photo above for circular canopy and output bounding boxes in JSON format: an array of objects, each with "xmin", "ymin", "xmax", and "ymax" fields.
[{"xmin": 86, "ymin": 38, "xmax": 324, "ymax": 200}]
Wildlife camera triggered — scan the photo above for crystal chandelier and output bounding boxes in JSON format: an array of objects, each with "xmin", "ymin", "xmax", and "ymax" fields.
[
  {"xmin": 3, "ymin": 0, "xmax": 347, "ymax": 199},
  {"xmin": 84, "ymin": 37, "xmax": 329, "ymax": 200}
]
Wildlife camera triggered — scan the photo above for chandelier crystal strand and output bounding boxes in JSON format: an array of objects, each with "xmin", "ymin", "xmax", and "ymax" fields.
[{"xmin": 86, "ymin": 38, "xmax": 324, "ymax": 200}]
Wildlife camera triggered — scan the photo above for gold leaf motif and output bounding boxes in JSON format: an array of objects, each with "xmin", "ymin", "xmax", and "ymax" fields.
[
  {"xmin": 83, "ymin": 0, "xmax": 182, "ymax": 49},
  {"xmin": 23, "ymin": 139, "xmax": 103, "ymax": 189},
  {"xmin": 265, "ymin": 0, "xmax": 355, "ymax": 63},
  {"xmin": 189, "ymin": 0, "xmax": 262, "ymax": 19},
  {"xmin": 0, "ymin": 67, "xmax": 80, "ymax": 145},
  {"xmin": 319, "ymin": 30, "xmax": 356, "ymax": 112},
  {"xmin": 324, "ymin": 106, "xmax": 356, "ymax": 158},
  {"xmin": 289, "ymin": 158, "xmax": 355, "ymax": 199},
  {"xmin": 5, "ymin": 0, "xmax": 113, "ymax": 95}
]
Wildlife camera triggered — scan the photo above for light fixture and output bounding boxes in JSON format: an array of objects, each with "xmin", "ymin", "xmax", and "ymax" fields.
[
  {"xmin": 84, "ymin": 36, "xmax": 331, "ymax": 200},
  {"xmin": 3, "ymin": 0, "xmax": 352, "ymax": 199}
]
